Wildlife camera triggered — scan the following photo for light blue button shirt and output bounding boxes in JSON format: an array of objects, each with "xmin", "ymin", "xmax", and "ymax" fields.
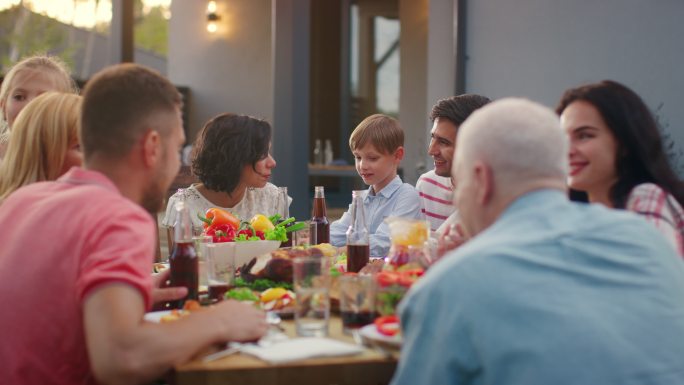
[
  {"xmin": 392, "ymin": 189, "xmax": 684, "ymax": 385},
  {"xmin": 330, "ymin": 175, "xmax": 424, "ymax": 258}
]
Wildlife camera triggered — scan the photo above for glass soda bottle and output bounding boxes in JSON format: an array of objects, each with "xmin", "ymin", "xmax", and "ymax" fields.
[
  {"xmin": 278, "ymin": 186, "xmax": 293, "ymax": 247},
  {"xmin": 169, "ymin": 200, "xmax": 199, "ymax": 308},
  {"xmin": 310, "ymin": 186, "xmax": 330, "ymax": 245},
  {"xmin": 324, "ymin": 139, "xmax": 334, "ymax": 165},
  {"xmin": 346, "ymin": 190, "xmax": 369, "ymax": 272},
  {"xmin": 313, "ymin": 139, "xmax": 324, "ymax": 165}
]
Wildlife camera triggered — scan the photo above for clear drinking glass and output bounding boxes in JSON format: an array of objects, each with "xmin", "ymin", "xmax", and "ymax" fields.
[
  {"xmin": 295, "ymin": 220, "xmax": 316, "ymax": 246},
  {"xmin": 384, "ymin": 217, "xmax": 430, "ymax": 270},
  {"xmin": 205, "ymin": 242, "xmax": 235, "ymax": 303},
  {"xmin": 293, "ymin": 256, "xmax": 330, "ymax": 336},
  {"xmin": 192, "ymin": 235, "xmax": 212, "ymax": 289},
  {"xmin": 339, "ymin": 274, "xmax": 375, "ymax": 334}
]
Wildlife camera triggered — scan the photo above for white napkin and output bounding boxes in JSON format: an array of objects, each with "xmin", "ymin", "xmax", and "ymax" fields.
[{"xmin": 239, "ymin": 337, "xmax": 364, "ymax": 364}]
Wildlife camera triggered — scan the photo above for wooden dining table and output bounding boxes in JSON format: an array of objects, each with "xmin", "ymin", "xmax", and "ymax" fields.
[{"xmin": 173, "ymin": 317, "xmax": 398, "ymax": 385}]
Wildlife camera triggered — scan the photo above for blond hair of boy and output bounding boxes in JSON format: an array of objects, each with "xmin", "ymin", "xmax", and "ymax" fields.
[
  {"xmin": 349, "ymin": 113, "xmax": 404, "ymax": 154},
  {"xmin": 349, "ymin": 114, "xmax": 405, "ymax": 194}
]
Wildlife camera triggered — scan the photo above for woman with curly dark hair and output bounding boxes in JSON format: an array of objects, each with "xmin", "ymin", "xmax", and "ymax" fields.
[
  {"xmin": 162, "ymin": 113, "xmax": 290, "ymax": 231},
  {"xmin": 557, "ymin": 80, "xmax": 684, "ymax": 255}
]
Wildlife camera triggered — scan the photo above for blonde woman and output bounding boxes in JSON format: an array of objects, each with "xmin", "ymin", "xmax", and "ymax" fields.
[
  {"xmin": 0, "ymin": 55, "xmax": 77, "ymax": 158},
  {"xmin": 0, "ymin": 92, "xmax": 82, "ymax": 203}
]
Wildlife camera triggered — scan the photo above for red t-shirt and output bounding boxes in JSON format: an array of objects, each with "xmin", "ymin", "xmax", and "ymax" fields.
[{"xmin": 0, "ymin": 168, "xmax": 155, "ymax": 385}]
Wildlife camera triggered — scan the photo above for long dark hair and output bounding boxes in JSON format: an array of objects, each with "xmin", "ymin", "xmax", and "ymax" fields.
[
  {"xmin": 192, "ymin": 113, "xmax": 271, "ymax": 195},
  {"xmin": 556, "ymin": 80, "xmax": 684, "ymax": 208}
]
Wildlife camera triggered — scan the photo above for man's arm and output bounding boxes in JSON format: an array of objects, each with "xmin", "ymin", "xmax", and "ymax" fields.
[
  {"xmin": 83, "ymin": 283, "xmax": 267, "ymax": 385},
  {"xmin": 150, "ymin": 268, "xmax": 187, "ymax": 307}
]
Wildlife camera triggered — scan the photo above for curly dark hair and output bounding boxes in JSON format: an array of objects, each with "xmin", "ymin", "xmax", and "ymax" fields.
[
  {"xmin": 556, "ymin": 80, "xmax": 684, "ymax": 208},
  {"xmin": 191, "ymin": 113, "xmax": 271, "ymax": 194}
]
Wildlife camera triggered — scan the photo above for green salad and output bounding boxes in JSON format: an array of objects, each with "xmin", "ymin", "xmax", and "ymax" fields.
[
  {"xmin": 234, "ymin": 276, "xmax": 293, "ymax": 291},
  {"xmin": 224, "ymin": 287, "xmax": 259, "ymax": 302}
]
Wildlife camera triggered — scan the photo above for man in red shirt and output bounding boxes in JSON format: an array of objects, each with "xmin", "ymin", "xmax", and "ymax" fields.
[{"xmin": 0, "ymin": 64, "xmax": 267, "ymax": 385}]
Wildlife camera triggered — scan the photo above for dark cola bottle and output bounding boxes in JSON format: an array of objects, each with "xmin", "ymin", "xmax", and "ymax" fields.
[
  {"xmin": 169, "ymin": 200, "xmax": 198, "ymax": 308},
  {"xmin": 310, "ymin": 186, "xmax": 330, "ymax": 245},
  {"xmin": 346, "ymin": 190, "xmax": 370, "ymax": 272}
]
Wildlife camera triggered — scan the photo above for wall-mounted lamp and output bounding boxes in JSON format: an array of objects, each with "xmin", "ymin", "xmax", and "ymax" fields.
[{"xmin": 206, "ymin": 1, "xmax": 220, "ymax": 33}]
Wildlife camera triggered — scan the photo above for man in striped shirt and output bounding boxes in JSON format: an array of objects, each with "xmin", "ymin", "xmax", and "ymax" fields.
[{"xmin": 417, "ymin": 94, "xmax": 491, "ymax": 232}]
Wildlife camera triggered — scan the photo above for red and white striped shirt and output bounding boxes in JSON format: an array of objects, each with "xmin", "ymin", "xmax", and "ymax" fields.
[
  {"xmin": 626, "ymin": 183, "xmax": 684, "ymax": 257},
  {"xmin": 416, "ymin": 170, "xmax": 454, "ymax": 232}
]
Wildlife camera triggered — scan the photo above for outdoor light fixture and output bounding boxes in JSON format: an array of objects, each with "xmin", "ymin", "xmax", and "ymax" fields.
[{"xmin": 206, "ymin": 1, "xmax": 220, "ymax": 33}]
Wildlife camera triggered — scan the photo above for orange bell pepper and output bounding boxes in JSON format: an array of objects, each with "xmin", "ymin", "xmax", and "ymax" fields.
[{"xmin": 197, "ymin": 208, "xmax": 240, "ymax": 230}]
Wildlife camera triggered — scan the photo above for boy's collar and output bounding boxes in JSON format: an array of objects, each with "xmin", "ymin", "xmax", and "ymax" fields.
[{"xmin": 368, "ymin": 175, "xmax": 402, "ymax": 199}]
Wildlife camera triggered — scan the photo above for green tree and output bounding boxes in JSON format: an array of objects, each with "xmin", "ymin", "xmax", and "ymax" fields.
[
  {"xmin": 134, "ymin": 3, "xmax": 168, "ymax": 57},
  {"xmin": 0, "ymin": 6, "xmax": 77, "ymax": 72}
]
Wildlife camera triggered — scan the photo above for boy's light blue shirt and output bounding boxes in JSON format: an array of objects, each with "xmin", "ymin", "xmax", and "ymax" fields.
[
  {"xmin": 391, "ymin": 189, "xmax": 684, "ymax": 385},
  {"xmin": 330, "ymin": 175, "xmax": 424, "ymax": 258}
]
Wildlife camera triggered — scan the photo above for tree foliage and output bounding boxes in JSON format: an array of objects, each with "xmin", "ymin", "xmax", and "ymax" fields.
[
  {"xmin": 0, "ymin": 1, "xmax": 169, "ymax": 74},
  {"xmin": 0, "ymin": 6, "xmax": 77, "ymax": 72},
  {"xmin": 134, "ymin": 4, "xmax": 168, "ymax": 56}
]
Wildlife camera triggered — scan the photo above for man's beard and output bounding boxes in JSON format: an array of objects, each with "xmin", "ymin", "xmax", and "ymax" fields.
[{"xmin": 140, "ymin": 169, "xmax": 166, "ymax": 214}]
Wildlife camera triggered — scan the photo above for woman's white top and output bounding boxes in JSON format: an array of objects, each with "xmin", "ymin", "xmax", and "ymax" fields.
[{"xmin": 162, "ymin": 183, "xmax": 291, "ymax": 231}]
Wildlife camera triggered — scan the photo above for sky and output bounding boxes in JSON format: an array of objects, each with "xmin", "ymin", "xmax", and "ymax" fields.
[{"xmin": 0, "ymin": 0, "xmax": 170, "ymax": 28}]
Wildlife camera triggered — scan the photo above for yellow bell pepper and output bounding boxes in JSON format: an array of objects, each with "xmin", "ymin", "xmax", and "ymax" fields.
[{"xmin": 250, "ymin": 214, "xmax": 275, "ymax": 232}]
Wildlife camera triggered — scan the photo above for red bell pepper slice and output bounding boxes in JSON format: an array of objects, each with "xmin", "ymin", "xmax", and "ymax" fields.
[
  {"xmin": 376, "ymin": 271, "xmax": 398, "ymax": 287},
  {"xmin": 205, "ymin": 223, "xmax": 235, "ymax": 243},
  {"xmin": 397, "ymin": 274, "xmax": 417, "ymax": 288},
  {"xmin": 374, "ymin": 315, "xmax": 400, "ymax": 336},
  {"xmin": 236, "ymin": 228, "xmax": 265, "ymax": 240}
]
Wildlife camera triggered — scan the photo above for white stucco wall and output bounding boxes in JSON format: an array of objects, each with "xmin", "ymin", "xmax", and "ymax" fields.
[
  {"xmin": 465, "ymin": 0, "xmax": 684, "ymax": 174},
  {"xmin": 399, "ymin": 0, "xmax": 429, "ymax": 184},
  {"xmin": 168, "ymin": 0, "xmax": 273, "ymax": 141},
  {"xmin": 400, "ymin": 0, "xmax": 458, "ymax": 183},
  {"xmin": 168, "ymin": 0, "xmax": 684, "ymax": 182}
]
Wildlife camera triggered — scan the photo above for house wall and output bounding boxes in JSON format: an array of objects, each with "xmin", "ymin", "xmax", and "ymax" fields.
[
  {"xmin": 422, "ymin": 0, "xmax": 457, "ymax": 176},
  {"xmin": 399, "ymin": 0, "xmax": 429, "ymax": 184},
  {"xmin": 465, "ymin": 0, "xmax": 684, "ymax": 174},
  {"xmin": 168, "ymin": 0, "xmax": 684, "ymax": 187},
  {"xmin": 168, "ymin": 0, "xmax": 273, "ymax": 142}
]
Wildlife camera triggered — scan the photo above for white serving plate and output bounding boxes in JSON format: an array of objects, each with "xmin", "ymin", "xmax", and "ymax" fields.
[
  {"xmin": 144, "ymin": 310, "xmax": 173, "ymax": 323},
  {"xmin": 358, "ymin": 323, "xmax": 402, "ymax": 349},
  {"xmin": 234, "ymin": 240, "xmax": 282, "ymax": 267}
]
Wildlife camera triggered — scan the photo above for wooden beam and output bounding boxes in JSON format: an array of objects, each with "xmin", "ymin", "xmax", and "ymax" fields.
[
  {"xmin": 110, "ymin": 0, "xmax": 134, "ymax": 63},
  {"xmin": 271, "ymin": 0, "xmax": 311, "ymax": 220},
  {"xmin": 454, "ymin": 0, "xmax": 467, "ymax": 94}
]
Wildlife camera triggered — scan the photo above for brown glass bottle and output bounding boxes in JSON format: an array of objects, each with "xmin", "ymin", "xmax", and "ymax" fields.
[
  {"xmin": 169, "ymin": 201, "xmax": 199, "ymax": 309},
  {"xmin": 346, "ymin": 190, "xmax": 370, "ymax": 272},
  {"xmin": 310, "ymin": 186, "xmax": 329, "ymax": 244}
]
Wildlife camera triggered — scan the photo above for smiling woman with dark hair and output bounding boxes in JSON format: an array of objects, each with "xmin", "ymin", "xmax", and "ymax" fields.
[
  {"xmin": 163, "ymin": 113, "xmax": 290, "ymax": 231},
  {"xmin": 557, "ymin": 80, "xmax": 684, "ymax": 255}
]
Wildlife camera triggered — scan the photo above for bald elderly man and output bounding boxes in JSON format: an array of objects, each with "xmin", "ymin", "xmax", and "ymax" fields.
[{"xmin": 391, "ymin": 98, "xmax": 684, "ymax": 385}]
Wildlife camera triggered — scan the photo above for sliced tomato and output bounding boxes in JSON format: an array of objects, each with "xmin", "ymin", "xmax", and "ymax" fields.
[
  {"xmin": 396, "ymin": 274, "xmax": 416, "ymax": 287},
  {"xmin": 374, "ymin": 315, "xmax": 400, "ymax": 336},
  {"xmin": 401, "ymin": 268, "xmax": 425, "ymax": 277},
  {"xmin": 376, "ymin": 271, "xmax": 398, "ymax": 287}
]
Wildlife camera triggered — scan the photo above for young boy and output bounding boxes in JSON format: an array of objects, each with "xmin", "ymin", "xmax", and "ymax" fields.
[{"xmin": 330, "ymin": 114, "xmax": 424, "ymax": 258}]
